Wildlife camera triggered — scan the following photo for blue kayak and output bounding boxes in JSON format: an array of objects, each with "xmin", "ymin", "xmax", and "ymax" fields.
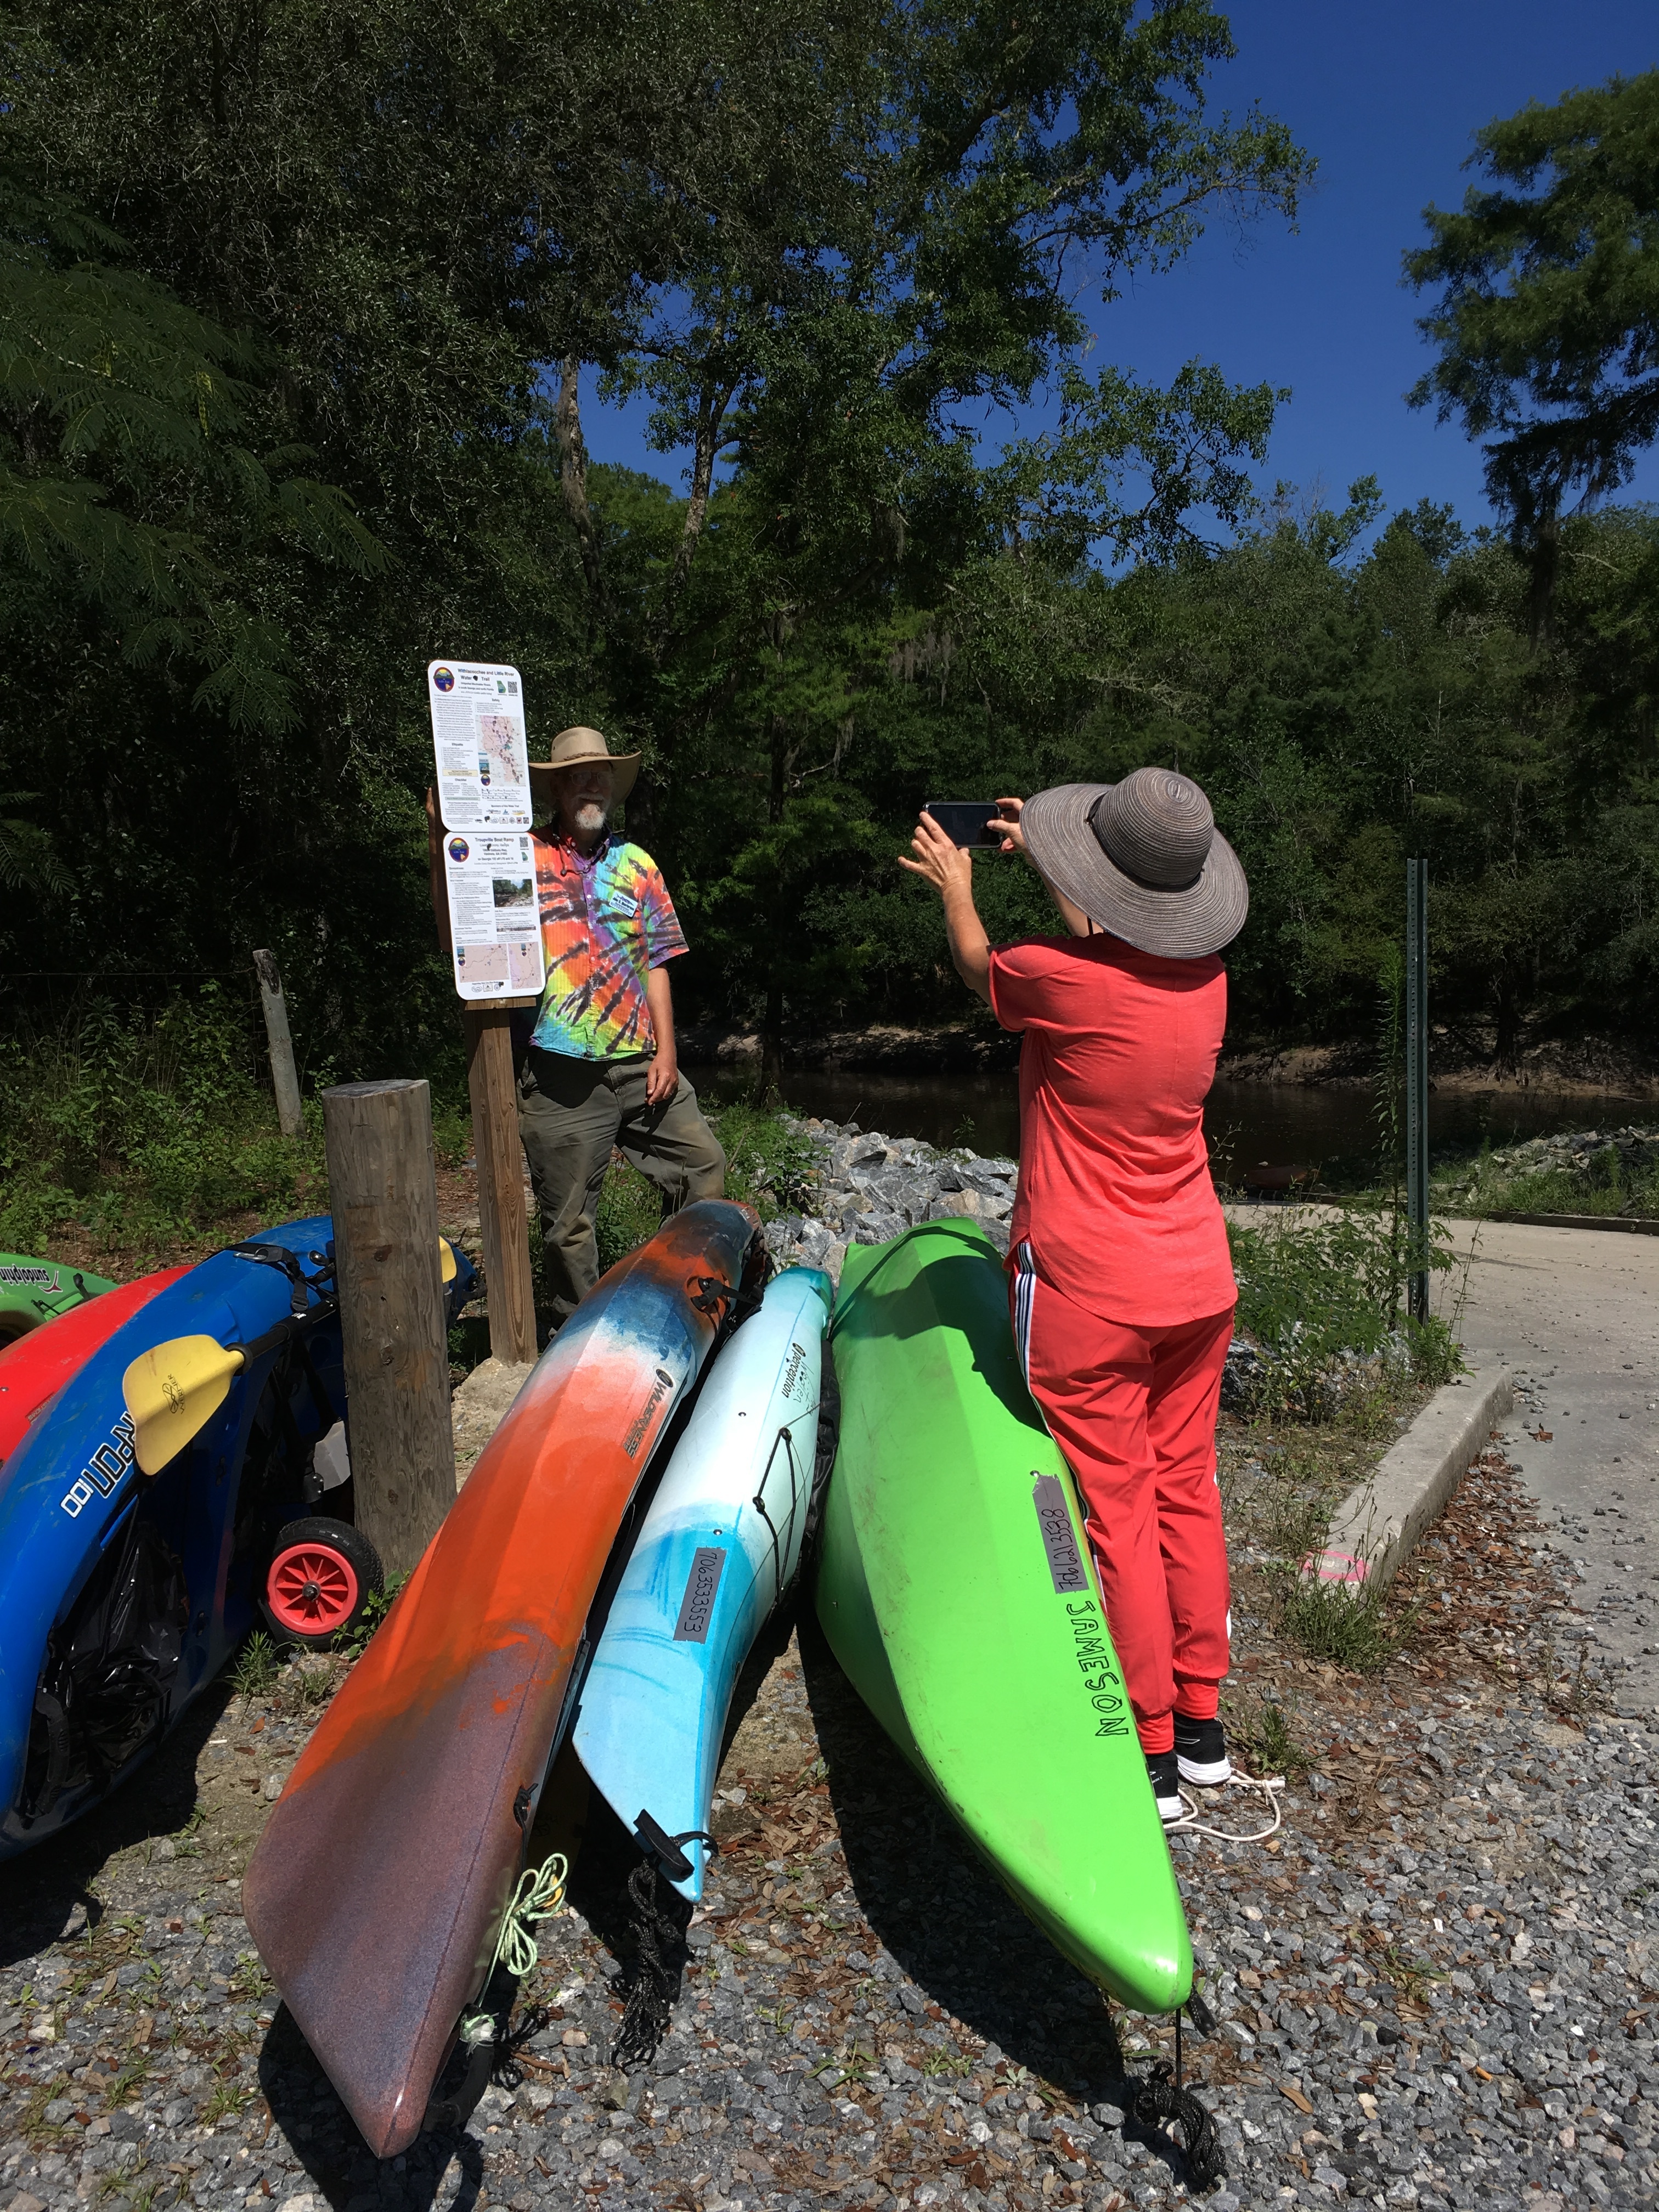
[
  {"xmin": 0, "ymin": 1220, "xmax": 472, "ymax": 1858},
  {"xmin": 573, "ymin": 1266, "xmax": 833, "ymax": 1898}
]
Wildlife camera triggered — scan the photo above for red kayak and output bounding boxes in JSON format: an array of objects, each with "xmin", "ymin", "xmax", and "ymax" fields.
[
  {"xmin": 0, "ymin": 1267, "xmax": 189, "ymax": 1468},
  {"xmin": 244, "ymin": 1200, "xmax": 763, "ymax": 2157}
]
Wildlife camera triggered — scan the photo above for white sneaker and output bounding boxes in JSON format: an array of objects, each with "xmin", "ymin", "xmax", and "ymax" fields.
[{"xmin": 1173, "ymin": 1713, "xmax": 1231, "ymax": 1787}]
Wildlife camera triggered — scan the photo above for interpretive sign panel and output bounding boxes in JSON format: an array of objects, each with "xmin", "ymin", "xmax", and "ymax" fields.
[
  {"xmin": 439, "ymin": 829, "xmax": 545, "ymax": 1002},
  {"xmin": 428, "ymin": 659, "xmax": 533, "ymax": 831},
  {"xmin": 429, "ymin": 659, "xmax": 544, "ymax": 1000}
]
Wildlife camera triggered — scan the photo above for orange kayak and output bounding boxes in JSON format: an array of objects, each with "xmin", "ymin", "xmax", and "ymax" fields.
[{"xmin": 243, "ymin": 1201, "xmax": 763, "ymax": 2158}]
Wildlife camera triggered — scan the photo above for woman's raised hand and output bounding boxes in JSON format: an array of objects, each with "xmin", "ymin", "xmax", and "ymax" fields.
[
  {"xmin": 899, "ymin": 808, "xmax": 974, "ymax": 895},
  {"xmin": 991, "ymin": 796, "xmax": 1026, "ymax": 855}
]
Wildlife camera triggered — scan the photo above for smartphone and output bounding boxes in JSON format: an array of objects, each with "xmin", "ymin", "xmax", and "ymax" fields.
[{"xmin": 924, "ymin": 801, "xmax": 1005, "ymax": 849}]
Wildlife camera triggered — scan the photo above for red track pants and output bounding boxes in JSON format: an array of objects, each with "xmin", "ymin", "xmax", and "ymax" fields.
[{"xmin": 1011, "ymin": 1244, "xmax": 1233, "ymax": 1756}]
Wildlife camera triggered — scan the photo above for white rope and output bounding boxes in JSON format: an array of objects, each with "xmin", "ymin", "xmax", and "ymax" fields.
[{"xmin": 1165, "ymin": 1767, "xmax": 1286, "ymax": 1845}]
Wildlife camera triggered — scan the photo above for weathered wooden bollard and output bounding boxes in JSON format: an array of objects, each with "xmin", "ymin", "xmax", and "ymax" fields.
[{"xmin": 321, "ymin": 1077, "xmax": 456, "ymax": 1575}]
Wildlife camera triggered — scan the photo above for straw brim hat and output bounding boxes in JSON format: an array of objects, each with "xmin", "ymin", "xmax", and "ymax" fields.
[
  {"xmin": 1022, "ymin": 774, "xmax": 1249, "ymax": 959},
  {"xmin": 528, "ymin": 725, "xmax": 640, "ymax": 806}
]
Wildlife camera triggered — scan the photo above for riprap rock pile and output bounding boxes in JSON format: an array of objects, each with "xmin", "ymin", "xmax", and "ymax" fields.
[
  {"xmin": 1464, "ymin": 1123, "xmax": 1659, "ymax": 1183},
  {"xmin": 761, "ymin": 1118, "xmax": 1017, "ymax": 1279}
]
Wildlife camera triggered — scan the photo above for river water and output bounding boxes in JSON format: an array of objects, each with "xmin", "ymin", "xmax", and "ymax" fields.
[{"xmin": 688, "ymin": 1064, "xmax": 1654, "ymax": 1188}]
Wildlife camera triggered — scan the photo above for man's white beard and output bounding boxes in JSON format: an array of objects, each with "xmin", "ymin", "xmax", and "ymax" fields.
[{"xmin": 572, "ymin": 799, "xmax": 610, "ymax": 836}]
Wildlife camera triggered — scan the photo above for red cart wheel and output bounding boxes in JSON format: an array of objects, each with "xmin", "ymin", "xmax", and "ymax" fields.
[{"xmin": 261, "ymin": 1517, "xmax": 382, "ymax": 1647}]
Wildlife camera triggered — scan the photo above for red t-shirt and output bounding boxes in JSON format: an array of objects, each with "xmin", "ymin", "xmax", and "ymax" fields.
[{"xmin": 988, "ymin": 933, "xmax": 1235, "ymax": 1328}]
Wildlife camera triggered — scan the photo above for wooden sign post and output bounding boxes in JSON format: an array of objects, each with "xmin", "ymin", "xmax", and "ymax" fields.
[
  {"xmin": 426, "ymin": 787, "xmax": 539, "ymax": 1366},
  {"xmin": 465, "ymin": 1005, "xmax": 539, "ymax": 1364},
  {"xmin": 321, "ymin": 1077, "xmax": 458, "ymax": 1574}
]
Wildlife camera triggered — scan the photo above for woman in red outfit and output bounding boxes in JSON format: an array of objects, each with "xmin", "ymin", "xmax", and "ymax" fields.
[{"xmin": 901, "ymin": 769, "xmax": 1248, "ymax": 1824}]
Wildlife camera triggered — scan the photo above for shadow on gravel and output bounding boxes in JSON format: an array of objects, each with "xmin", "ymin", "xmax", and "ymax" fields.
[
  {"xmin": 0, "ymin": 1673, "xmax": 235, "ymax": 1969},
  {"xmin": 241, "ymin": 1598, "xmax": 819, "ymax": 2208},
  {"xmin": 257, "ymin": 2001, "xmax": 487, "ymax": 2211},
  {"xmin": 565, "ymin": 1591, "xmax": 802, "ymax": 1973},
  {"xmin": 794, "ymin": 1612, "xmax": 1181, "ymax": 2158}
]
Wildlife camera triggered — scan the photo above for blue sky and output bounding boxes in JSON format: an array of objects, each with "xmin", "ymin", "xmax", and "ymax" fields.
[{"xmin": 578, "ymin": 0, "xmax": 1657, "ymax": 540}]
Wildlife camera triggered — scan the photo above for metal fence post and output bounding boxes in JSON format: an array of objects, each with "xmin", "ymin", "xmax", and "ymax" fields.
[{"xmin": 1406, "ymin": 859, "xmax": 1429, "ymax": 1324}]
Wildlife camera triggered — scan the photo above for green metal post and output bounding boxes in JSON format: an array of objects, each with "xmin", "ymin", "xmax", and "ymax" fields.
[{"xmin": 1406, "ymin": 859, "xmax": 1429, "ymax": 1324}]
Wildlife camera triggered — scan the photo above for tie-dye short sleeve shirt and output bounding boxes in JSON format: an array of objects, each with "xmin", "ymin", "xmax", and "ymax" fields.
[{"xmin": 528, "ymin": 832, "xmax": 688, "ymax": 1060}]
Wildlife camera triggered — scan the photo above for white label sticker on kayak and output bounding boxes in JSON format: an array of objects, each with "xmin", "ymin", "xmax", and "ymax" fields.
[
  {"xmin": 1032, "ymin": 1475, "xmax": 1088, "ymax": 1594},
  {"xmin": 674, "ymin": 1547, "xmax": 727, "ymax": 1642}
]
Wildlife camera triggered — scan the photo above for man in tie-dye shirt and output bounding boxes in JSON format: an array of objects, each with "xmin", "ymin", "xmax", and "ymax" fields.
[{"xmin": 518, "ymin": 727, "xmax": 725, "ymax": 1327}]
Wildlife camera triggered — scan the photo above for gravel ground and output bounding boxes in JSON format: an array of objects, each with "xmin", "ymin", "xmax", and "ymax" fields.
[{"xmin": 3, "ymin": 1418, "xmax": 1655, "ymax": 2212}]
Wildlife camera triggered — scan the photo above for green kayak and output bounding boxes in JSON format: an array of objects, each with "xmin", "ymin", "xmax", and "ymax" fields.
[
  {"xmin": 816, "ymin": 1218, "xmax": 1192, "ymax": 2016},
  {"xmin": 0, "ymin": 1253, "xmax": 114, "ymax": 1344}
]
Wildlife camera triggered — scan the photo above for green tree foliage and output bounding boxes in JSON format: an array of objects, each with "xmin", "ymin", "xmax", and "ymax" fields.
[
  {"xmin": 548, "ymin": 2, "xmax": 1309, "ymax": 1068},
  {"xmin": 0, "ymin": 166, "xmax": 381, "ymax": 736},
  {"xmin": 809, "ymin": 488, "xmax": 1659, "ymax": 1065},
  {"xmin": 4, "ymin": 5, "xmax": 1652, "ymax": 1126},
  {"xmin": 1, "ymin": 0, "xmax": 910, "ymax": 1063},
  {"xmin": 1405, "ymin": 68, "xmax": 1659, "ymax": 631},
  {"xmin": 0, "ymin": 0, "xmax": 1307, "ymax": 1088}
]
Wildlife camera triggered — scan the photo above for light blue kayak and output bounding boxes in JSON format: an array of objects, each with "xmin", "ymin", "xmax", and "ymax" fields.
[{"xmin": 573, "ymin": 1266, "xmax": 833, "ymax": 1899}]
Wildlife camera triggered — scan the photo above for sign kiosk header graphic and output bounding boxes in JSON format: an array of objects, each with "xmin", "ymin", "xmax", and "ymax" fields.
[{"xmin": 428, "ymin": 659, "xmax": 545, "ymax": 1002}]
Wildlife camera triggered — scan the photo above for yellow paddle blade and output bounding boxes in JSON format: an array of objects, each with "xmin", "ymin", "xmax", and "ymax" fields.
[
  {"xmin": 123, "ymin": 1335, "xmax": 247, "ymax": 1475},
  {"xmin": 439, "ymin": 1236, "xmax": 457, "ymax": 1285}
]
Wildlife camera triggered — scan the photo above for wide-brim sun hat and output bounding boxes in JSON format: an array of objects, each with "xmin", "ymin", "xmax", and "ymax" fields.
[
  {"xmin": 1021, "ymin": 766, "xmax": 1249, "ymax": 959},
  {"xmin": 528, "ymin": 724, "xmax": 641, "ymax": 806}
]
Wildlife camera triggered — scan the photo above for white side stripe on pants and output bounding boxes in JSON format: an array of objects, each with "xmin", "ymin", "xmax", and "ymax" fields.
[{"xmin": 1012, "ymin": 1239, "xmax": 1037, "ymax": 1384}]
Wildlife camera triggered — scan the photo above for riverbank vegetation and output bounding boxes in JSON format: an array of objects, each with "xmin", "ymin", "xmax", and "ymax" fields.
[
  {"xmin": 1220, "ymin": 1206, "xmax": 1467, "ymax": 1673},
  {"xmin": 1432, "ymin": 1130, "xmax": 1659, "ymax": 1221},
  {"xmin": 0, "ymin": 1001, "xmax": 819, "ymax": 1277},
  {"xmin": 0, "ymin": 995, "xmax": 334, "ymax": 1261}
]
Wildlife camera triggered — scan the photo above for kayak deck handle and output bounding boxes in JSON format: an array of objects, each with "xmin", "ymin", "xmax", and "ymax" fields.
[
  {"xmin": 687, "ymin": 1273, "xmax": 736, "ymax": 1322},
  {"xmin": 633, "ymin": 1810, "xmax": 714, "ymax": 1884}
]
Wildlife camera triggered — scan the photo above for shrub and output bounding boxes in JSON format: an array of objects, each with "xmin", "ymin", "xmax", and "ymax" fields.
[
  {"xmin": 1227, "ymin": 1205, "xmax": 1463, "ymax": 1419},
  {"xmin": 0, "ymin": 992, "xmax": 328, "ymax": 1256},
  {"xmin": 555, "ymin": 1095, "xmax": 820, "ymax": 1290},
  {"xmin": 594, "ymin": 1161, "xmax": 666, "ymax": 1273},
  {"xmin": 707, "ymin": 1096, "xmax": 821, "ymax": 1218}
]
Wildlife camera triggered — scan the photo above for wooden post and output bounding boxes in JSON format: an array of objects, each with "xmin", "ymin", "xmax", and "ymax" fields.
[
  {"xmin": 465, "ymin": 1007, "xmax": 539, "ymax": 1364},
  {"xmin": 321, "ymin": 1078, "xmax": 456, "ymax": 1573},
  {"xmin": 428, "ymin": 785, "xmax": 539, "ymax": 1367},
  {"xmin": 253, "ymin": 949, "xmax": 303, "ymax": 1137}
]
